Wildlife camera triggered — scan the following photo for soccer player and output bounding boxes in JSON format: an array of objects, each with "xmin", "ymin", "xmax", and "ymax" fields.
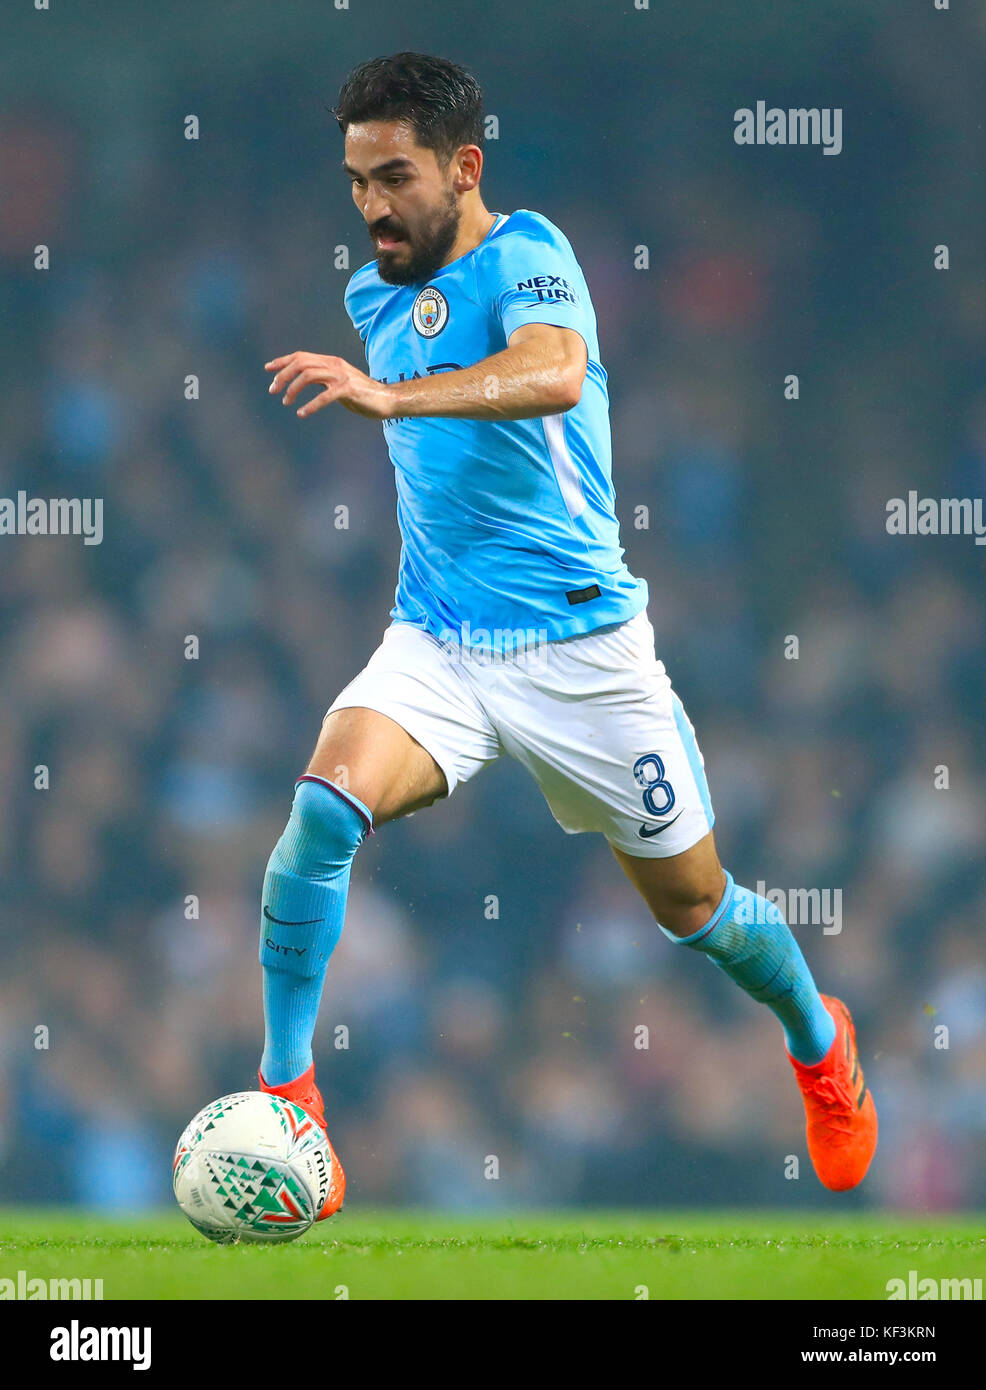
[{"xmin": 258, "ymin": 52, "xmax": 877, "ymax": 1218}]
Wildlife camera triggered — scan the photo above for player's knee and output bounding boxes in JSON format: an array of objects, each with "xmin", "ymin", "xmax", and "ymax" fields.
[
  {"xmin": 651, "ymin": 881, "xmax": 725, "ymax": 939},
  {"xmin": 272, "ymin": 778, "xmax": 369, "ymax": 880}
]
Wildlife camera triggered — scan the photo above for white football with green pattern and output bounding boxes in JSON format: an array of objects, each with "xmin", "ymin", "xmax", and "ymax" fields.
[{"xmin": 173, "ymin": 1091, "xmax": 332, "ymax": 1244}]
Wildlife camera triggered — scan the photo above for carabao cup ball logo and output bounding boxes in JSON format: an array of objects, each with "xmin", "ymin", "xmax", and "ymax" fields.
[{"xmin": 412, "ymin": 285, "xmax": 449, "ymax": 338}]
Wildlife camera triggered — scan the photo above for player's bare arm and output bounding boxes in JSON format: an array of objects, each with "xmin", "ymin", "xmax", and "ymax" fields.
[{"xmin": 265, "ymin": 321, "xmax": 586, "ymax": 420}]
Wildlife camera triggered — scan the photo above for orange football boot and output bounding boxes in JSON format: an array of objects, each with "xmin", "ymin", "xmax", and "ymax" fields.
[
  {"xmin": 788, "ymin": 995, "xmax": 878, "ymax": 1191},
  {"xmin": 259, "ymin": 1063, "xmax": 346, "ymax": 1219}
]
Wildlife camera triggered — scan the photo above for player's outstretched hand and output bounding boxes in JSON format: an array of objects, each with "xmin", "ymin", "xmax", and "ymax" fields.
[{"xmin": 265, "ymin": 351, "xmax": 392, "ymax": 420}]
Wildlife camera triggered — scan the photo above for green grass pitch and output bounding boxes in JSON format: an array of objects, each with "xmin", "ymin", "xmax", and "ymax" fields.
[{"xmin": 2, "ymin": 1210, "xmax": 984, "ymax": 1300}]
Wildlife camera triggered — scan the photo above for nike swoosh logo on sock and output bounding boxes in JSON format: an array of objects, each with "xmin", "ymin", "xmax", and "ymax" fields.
[{"xmin": 263, "ymin": 905, "xmax": 326, "ymax": 926}]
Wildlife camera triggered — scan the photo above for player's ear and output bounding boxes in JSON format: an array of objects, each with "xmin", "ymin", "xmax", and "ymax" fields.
[{"xmin": 451, "ymin": 144, "xmax": 483, "ymax": 193}]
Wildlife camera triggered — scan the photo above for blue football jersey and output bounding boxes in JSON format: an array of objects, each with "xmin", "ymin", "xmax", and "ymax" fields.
[{"xmin": 344, "ymin": 209, "xmax": 647, "ymax": 650}]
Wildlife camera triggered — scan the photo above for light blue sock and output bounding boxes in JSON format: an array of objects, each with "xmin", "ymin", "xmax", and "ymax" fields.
[
  {"xmin": 661, "ymin": 872, "xmax": 836, "ymax": 1064},
  {"xmin": 259, "ymin": 776, "xmax": 372, "ymax": 1086}
]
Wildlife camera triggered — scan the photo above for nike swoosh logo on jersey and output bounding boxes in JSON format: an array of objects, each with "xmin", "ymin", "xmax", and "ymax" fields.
[
  {"xmin": 638, "ymin": 810, "xmax": 684, "ymax": 839},
  {"xmin": 263, "ymin": 906, "xmax": 325, "ymax": 927}
]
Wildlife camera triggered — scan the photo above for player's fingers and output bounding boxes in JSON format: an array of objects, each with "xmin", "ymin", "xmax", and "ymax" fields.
[
  {"xmin": 267, "ymin": 353, "xmax": 312, "ymax": 393},
  {"xmin": 271, "ymin": 359, "xmax": 313, "ymax": 397},
  {"xmin": 297, "ymin": 386, "xmax": 337, "ymax": 419},
  {"xmin": 281, "ymin": 366, "xmax": 326, "ymax": 406},
  {"xmin": 265, "ymin": 353, "xmax": 303, "ymax": 388}
]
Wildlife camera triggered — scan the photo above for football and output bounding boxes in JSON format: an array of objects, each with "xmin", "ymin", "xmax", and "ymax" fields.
[{"xmin": 172, "ymin": 1091, "xmax": 334, "ymax": 1244}]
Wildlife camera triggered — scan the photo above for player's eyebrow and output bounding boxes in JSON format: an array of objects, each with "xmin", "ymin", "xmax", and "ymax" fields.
[{"xmin": 342, "ymin": 157, "xmax": 416, "ymax": 179}]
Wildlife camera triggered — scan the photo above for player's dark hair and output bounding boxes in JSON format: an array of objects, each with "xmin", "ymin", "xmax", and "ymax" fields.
[{"xmin": 334, "ymin": 53, "xmax": 484, "ymax": 164}]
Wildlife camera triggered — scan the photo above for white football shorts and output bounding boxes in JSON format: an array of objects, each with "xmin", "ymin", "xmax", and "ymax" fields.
[{"xmin": 326, "ymin": 609, "xmax": 715, "ymax": 858}]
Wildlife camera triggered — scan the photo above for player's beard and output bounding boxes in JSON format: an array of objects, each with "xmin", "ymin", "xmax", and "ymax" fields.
[{"xmin": 372, "ymin": 189, "xmax": 460, "ymax": 287}]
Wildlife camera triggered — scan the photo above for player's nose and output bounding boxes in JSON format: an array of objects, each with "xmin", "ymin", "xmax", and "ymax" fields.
[{"xmin": 362, "ymin": 189, "xmax": 393, "ymax": 226}]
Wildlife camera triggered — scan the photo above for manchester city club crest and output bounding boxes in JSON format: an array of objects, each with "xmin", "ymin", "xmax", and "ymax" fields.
[{"xmin": 412, "ymin": 285, "xmax": 449, "ymax": 338}]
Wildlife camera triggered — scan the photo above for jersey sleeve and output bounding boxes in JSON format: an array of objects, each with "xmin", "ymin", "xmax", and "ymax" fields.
[
  {"xmin": 478, "ymin": 214, "xmax": 589, "ymax": 344},
  {"xmin": 344, "ymin": 263, "xmax": 378, "ymax": 343}
]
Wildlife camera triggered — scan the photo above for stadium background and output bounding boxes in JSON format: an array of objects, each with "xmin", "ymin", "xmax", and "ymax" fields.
[{"xmin": 1, "ymin": 1, "xmax": 984, "ymax": 1214}]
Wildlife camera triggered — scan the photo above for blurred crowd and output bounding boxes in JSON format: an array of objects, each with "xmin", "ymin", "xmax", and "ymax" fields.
[{"xmin": 1, "ymin": 5, "xmax": 985, "ymax": 1211}]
